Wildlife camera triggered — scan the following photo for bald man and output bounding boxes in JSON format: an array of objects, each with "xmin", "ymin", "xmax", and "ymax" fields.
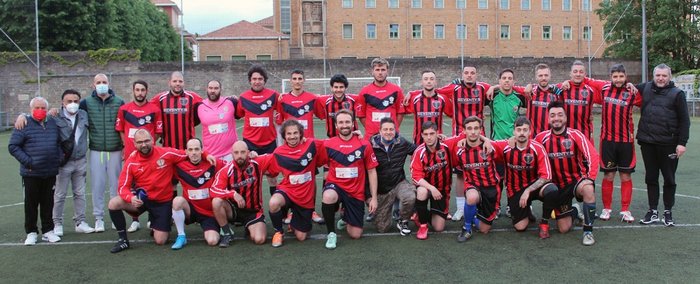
[{"xmin": 150, "ymin": 72, "xmax": 203, "ymax": 150}]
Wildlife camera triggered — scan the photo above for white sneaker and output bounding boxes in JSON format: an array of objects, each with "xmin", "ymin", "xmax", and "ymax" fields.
[
  {"xmin": 75, "ymin": 221, "xmax": 95, "ymax": 233},
  {"xmin": 599, "ymin": 209, "xmax": 612, "ymax": 221},
  {"xmin": 24, "ymin": 232, "xmax": 38, "ymax": 246},
  {"xmin": 451, "ymin": 209, "xmax": 464, "ymax": 221},
  {"xmin": 54, "ymin": 224, "xmax": 64, "ymax": 236},
  {"xmin": 620, "ymin": 211, "xmax": 635, "ymax": 223},
  {"xmin": 127, "ymin": 221, "xmax": 141, "ymax": 233},
  {"xmin": 111, "ymin": 223, "xmax": 116, "ymax": 230},
  {"xmin": 41, "ymin": 231, "xmax": 61, "ymax": 243},
  {"xmin": 95, "ymin": 219, "xmax": 105, "ymax": 233}
]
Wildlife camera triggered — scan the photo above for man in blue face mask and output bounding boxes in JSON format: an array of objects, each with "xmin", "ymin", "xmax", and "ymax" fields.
[{"xmin": 369, "ymin": 117, "xmax": 417, "ymax": 235}]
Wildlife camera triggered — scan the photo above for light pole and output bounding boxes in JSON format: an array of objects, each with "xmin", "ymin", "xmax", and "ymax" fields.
[
  {"xmin": 641, "ymin": 0, "xmax": 648, "ymax": 82},
  {"xmin": 35, "ymin": 0, "xmax": 40, "ymax": 96}
]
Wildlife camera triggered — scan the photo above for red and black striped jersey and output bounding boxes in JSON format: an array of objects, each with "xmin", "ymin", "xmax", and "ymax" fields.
[
  {"xmin": 535, "ymin": 128, "xmax": 599, "ymax": 188},
  {"xmin": 410, "ymin": 142, "xmax": 453, "ymax": 192},
  {"xmin": 210, "ymin": 156, "xmax": 272, "ymax": 213},
  {"xmin": 323, "ymin": 135, "xmax": 378, "ymax": 201},
  {"xmin": 588, "ymin": 79, "xmax": 643, "ymax": 143},
  {"xmin": 437, "ymin": 82, "xmax": 491, "ymax": 135},
  {"xmin": 276, "ymin": 91, "xmax": 325, "ymax": 139},
  {"xmin": 492, "ymin": 140, "xmax": 552, "ymax": 197},
  {"xmin": 558, "ymin": 82, "xmax": 596, "ymax": 141},
  {"xmin": 520, "ymin": 85, "xmax": 563, "ymax": 137},
  {"xmin": 405, "ymin": 90, "xmax": 449, "ymax": 145},
  {"xmin": 115, "ymin": 102, "xmax": 163, "ymax": 158},
  {"xmin": 149, "ymin": 91, "xmax": 202, "ymax": 150},
  {"xmin": 356, "ymin": 82, "xmax": 405, "ymax": 138},
  {"xmin": 452, "ymin": 141, "xmax": 501, "ymax": 189},
  {"xmin": 235, "ymin": 88, "xmax": 279, "ymax": 147},
  {"xmin": 174, "ymin": 159, "xmax": 224, "ymax": 217},
  {"xmin": 318, "ymin": 94, "xmax": 359, "ymax": 138},
  {"xmin": 267, "ymin": 139, "xmax": 327, "ymax": 209}
]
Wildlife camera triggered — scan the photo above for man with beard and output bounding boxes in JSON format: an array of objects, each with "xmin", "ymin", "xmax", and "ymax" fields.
[
  {"xmin": 535, "ymin": 101, "xmax": 599, "ymax": 245},
  {"xmin": 437, "ymin": 66, "xmax": 491, "ymax": 135},
  {"xmin": 320, "ymin": 110, "xmax": 379, "ymax": 249},
  {"xmin": 558, "ymin": 61, "xmax": 598, "ymax": 140},
  {"xmin": 357, "ymin": 58, "xmax": 405, "ymax": 138},
  {"xmin": 150, "ymin": 71, "xmax": 202, "ymax": 150},
  {"xmin": 405, "ymin": 70, "xmax": 450, "ymax": 145},
  {"xmin": 318, "ymin": 74, "xmax": 359, "ymax": 138},
  {"xmin": 211, "ymin": 141, "xmax": 272, "ymax": 247},
  {"xmin": 197, "ymin": 80, "xmax": 238, "ymax": 162}
]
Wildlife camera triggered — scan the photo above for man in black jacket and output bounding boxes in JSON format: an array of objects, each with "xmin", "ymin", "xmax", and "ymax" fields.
[
  {"xmin": 370, "ymin": 117, "xmax": 416, "ymax": 235},
  {"xmin": 636, "ymin": 64, "xmax": 690, "ymax": 227}
]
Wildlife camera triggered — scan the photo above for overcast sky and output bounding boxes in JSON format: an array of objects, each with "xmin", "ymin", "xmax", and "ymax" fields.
[{"xmin": 180, "ymin": 0, "xmax": 273, "ymax": 35}]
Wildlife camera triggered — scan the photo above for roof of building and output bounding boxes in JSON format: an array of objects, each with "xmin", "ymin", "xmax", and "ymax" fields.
[
  {"xmin": 198, "ymin": 20, "xmax": 288, "ymax": 40},
  {"xmin": 255, "ymin": 16, "xmax": 274, "ymax": 28},
  {"xmin": 150, "ymin": 0, "xmax": 181, "ymax": 14}
]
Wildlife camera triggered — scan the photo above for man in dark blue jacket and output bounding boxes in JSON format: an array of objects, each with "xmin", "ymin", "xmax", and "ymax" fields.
[{"xmin": 8, "ymin": 97, "xmax": 64, "ymax": 245}]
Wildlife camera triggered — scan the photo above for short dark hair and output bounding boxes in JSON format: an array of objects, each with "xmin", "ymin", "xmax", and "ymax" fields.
[
  {"xmin": 132, "ymin": 80, "xmax": 148, "ymax": 90},
  {"xmin": 499, "ymin": 68, "xmax": 515, "ymax": 79},
  {"xmin": 379, "ymin": 117, "xmax": 395, "ymax": 128},
  {"xmin": 248, "ymin": 64, "xmax": 268, "ymax": 83},
  {"xmin": 514, "ymin": 116, "xmax": 531, "ymax": 128},
  {"xmin": 335, "ymin": 109, "xmax": 353, "ymax": 121},
  {"xmin": 208, "ymin": 79, "xmax": 222, "ymax": 88},
  {"xmin": 610, "ymin": 64, "xmax": 626, "ymax": 75},
  {"xmin": 571, "ymin": 60, "xmax": 585, "ymax": 69},
  {"xmin": 291, "ymin": 69, "xmax": 304, "ymax": 77},
  {"xmin": 535, "ymin": 63, "xmax": 549, "ymax": 72},
  {"xmin": 421, "ymin": 121, "xmax": 438, "ymax": 133},
  {"xmin": 462, "ymin": 115, "xmax": 483, "ymax": 127},
  {"xmin": 62, "ymin": 89, "xmax": 81, "ymax": 100},
  {"xmin": 280, "ymin": 119, "xmax": 305, "ymax": 141},
  {"xmin": 330, "ymin": 74, "xmax": 349, "ymax": 88},
  {"xmin": 547, "ymin": 101, "xmax": 566, "ymax": 112}
]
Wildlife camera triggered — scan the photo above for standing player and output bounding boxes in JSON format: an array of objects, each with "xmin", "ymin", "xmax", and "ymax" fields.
[
  {"xmin": 236, "ymin": 65, "xmax": 280, "ymax": 196},
  {"xmin": 277, "ymin": 69, "xmax": 326, "ymax": 139},
  {"xmin": 357, "ymin": 58, "xmax": 405, "ymax": 138},
  {"xmin": 211, "ymin": 141, "xmax": 272, "ymax": 246},
  {"xmin": 523, "ymin": 64, "xmax": 563, "ymax": 137},
  {"xmin": 198, "ymin": 80, "xmax": 238, "ymax": 162},
  {"xmin": 406, "ymin": 70, "xmax": 450, "ymax": 145},
  {"xmin": 319, "ymin": 74, "xmax": 359, "ymax": 138},
  {"xmin": 411, "ymin": 122, "xmax": 453, "ymax": 240},
  {"xmin": 489, "ymin": 68, "xmax": 528, "ymax": 140},
  {"xmin": 320, "ymin": 110, "xmax": 379, "ymax": 249},
  {"xmin": 586, "ymin": 64, "xmax": 642, "ymax": 222},
  {"xmin": 150, "ymin": 71, "xmax": 202, "ymax": 150},
  {"xmin": 535, "ymin": 101, "xmax": 599, "ymax": 245},
  {"xmin": 559, "ymin": 60, "xmax": 597, "ymax": 140},
  {"xmin": 170, "ymin": 138, "xmax": 225, "ymax": 250}
]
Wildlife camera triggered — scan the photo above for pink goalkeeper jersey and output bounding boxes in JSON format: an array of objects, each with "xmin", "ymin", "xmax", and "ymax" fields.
[{"xmin": 198, "ymin": 98, "xmax": 238, "ymax": 159}]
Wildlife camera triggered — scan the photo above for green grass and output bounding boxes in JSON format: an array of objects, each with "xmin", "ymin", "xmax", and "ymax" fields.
[{"xmin": 1, "ymin": 115, "xmax": 699, "ymax": 282}]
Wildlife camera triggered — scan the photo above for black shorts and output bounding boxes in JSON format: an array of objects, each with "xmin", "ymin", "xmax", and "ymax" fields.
[
  {"xmin": 275, "ymin": 190, "xmax": 313, "ymax": 233},
  {"xmin": 244, "ymin": 139, "xmax": 277, "ymax": 155},
  {"xmin": 185, "ymin": 202, "xmax": 219, "ymax": 232},
  {"xmin": 137, "ymin": 200, "xmax": 173, "ymax": 232},
  {"xmin": 226, "ymin": 200, "xmax": 266, "ymax": 228},
  {"xmin": 600, "ymin": 140, "xmax": 636, "ymax": 173},
  {"xmin": 507, "ymin": 184, "xmax": 550, "ymax": 225},
  {"xmin": 324, "ymin": 183, "xmax": 365, "ymax": 228},
  {"xmin": 428, "ymin": 188, "xmax": 451, "ymax": 219},
  {"xmin": 470, "ymin": 186, "xmax": 500, "ymax": 225},
  {"xmin": 552, "ymin": 179, "xmax": 593, "ymax": 219}
]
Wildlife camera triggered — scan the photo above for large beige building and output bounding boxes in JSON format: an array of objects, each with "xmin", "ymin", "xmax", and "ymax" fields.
[{"xmin": 273, "ymin": 0, "xmax": 606, "ymax": 59}]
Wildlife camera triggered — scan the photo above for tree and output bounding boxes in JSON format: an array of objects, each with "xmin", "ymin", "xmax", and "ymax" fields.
[{"xmin": 596, "ymin": 0, "xmax": 700, "ymax": 72}]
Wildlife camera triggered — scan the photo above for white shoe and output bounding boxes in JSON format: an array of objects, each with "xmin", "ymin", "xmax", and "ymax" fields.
[
  {"xmin": 41, "ymin": 231, "xmax": 61, "ymax": 243},
  {"xmin": 127, "ymin": 221, "xmax": 141, "ymax": 233},
  {"xmin": 599, "ymin": 209, "xmax": 612, "ymax": 221},
  {"xmin": 451, "ymin": 209, "xmax": 464, "ymax": 221},
  {"xmin": 24, "ymin": 232, "xmax": 38, "ymax": 246},
  {"xmin": 111, "ymin": 223, "xmax": 116, "ymax": 230},
  {"xmin": 620, "ymin": 211, "xmax": 635, "ymax": 223},
  {"xmin": 95, "ymin": 220, "xmax": 105, "ymax": 232},
  {"xmin": 54, "ymin": 224, "xmax": 64, "ymax": 236},
  {"xmin": 75, "ymin": 221, "xmax": 95, "ymax": 233}
]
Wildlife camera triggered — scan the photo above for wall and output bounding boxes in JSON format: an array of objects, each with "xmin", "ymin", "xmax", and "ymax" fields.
[{"xmin": 197, "ymin": 38, "xmax": 290, "ymax": 61}]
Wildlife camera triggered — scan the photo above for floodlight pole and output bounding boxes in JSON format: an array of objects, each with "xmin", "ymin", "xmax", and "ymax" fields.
[
  {"xmin": 35, "ymin": 0, "xmax": 41, "ymax": 96},
  {"xmin": 460, "ymin": 6, "xmax": 464, "ymax": 69},
  {"xmin": 180, "ymin": 0, "xmax": 185, "ymax": 75},
  {"xmin": 641, "ymin": 0, "xmax": 648, "ymax": 82}
]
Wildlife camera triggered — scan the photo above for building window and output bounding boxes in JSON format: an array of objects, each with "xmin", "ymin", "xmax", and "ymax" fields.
[
  {"xmin": 390, "ymin": 23, "xmax": 400, "ymax": 39},
  {"xmin": 231, "ymin": 55, "xmax": 246, "ymax": 61},
  {"xmin": 366, "ymin": 0, "xmax": 376, "ymax": 8},
  {"xmin": 521, "ymin": 0, "xmax": 530, "ymax": 10},
  {"xmin": 521, "ymin": 25, "xmax": 531, "ymax": 40},
  {"xmin": 434, "ymin": 0, "xmax": 444, "ymax": 8},
  {"xmin": 562, "ymin": 26, "xmax": 572, "ymax": 40},
  {"xmin": 366, "ymin": 24, "xmax": 377, "ymax": 39},
  {"xmin": 542, "ymin": 25, "xmax": 551, "ymax": 40},
  {"xmin": 256, "ymin": 55, "xmax": 272, "ymax": 60},
  {"xmin": 542, "ymin": 0, "xmax": 551, "ymax": 10},
  {"xmin": 206, "ymin": 56, "xmax": 222, "ymax": 61},
  {"xmin": 434, "ymin": 24, "xmax": 445, "ymax": 39},
  {"xmin": 389, "ymin": 0, "xmax": 399, "ymax": 8},
  {"xmin": 582, "ymin": 0, "xmax": 591, "ymax": 11},
  {"xmin": 456, "ymin": 0, "xmax": 466, "ymax": 9},
  {"xmin": 412, "ymin": 0, "xmax": 422, "ymax": 8},
  {"xmin": 342, "ymin": 0, "xmax": 353, "ymax": 8},
  {"xmin": 500, "ymin": 25, "xmax": 510, "ymax": 39},
  {"xmin": 343, "ymin": 24, "xmax": 353, "ymax": 39},
  {"xmin": 583, "ymin": 26, "xmax": 591, "ymax": 41},
  {"xmin": 562, "ymin": 0, "xmax": 571, "ymax": 11},
  {"xmin": 500, "ymin": 0, "xmax": 509, "ymax": 9},
  {"xmin": 478, "ymin": 0, "xmax": 488, "ymax": 9},
  {"xmin": 479, "ymin": 24, "xmax": 488, "ymax": 39},
  {"xmin": 280, "ymin": 0, "xmax": 291, "ymax": 34},
  {"xmin": 457, "ymin": 24, "xmax": 467, "ymax": 39},
  {"xmin": 412, "ymin": 24, "xmax": 422, "ymax": 38}
]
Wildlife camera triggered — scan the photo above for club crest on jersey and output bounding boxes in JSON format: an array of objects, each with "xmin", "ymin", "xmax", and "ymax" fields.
[
  {"xmin": 432, "ymin": 100, "xmax": 441, "ymax": 109},
  {"xmin": 297, "ymin": 109, "xmax": 305, "ymax": 115},
  {"xmin": 300, "ymin": 159, "xmax": 308, "ymax": 166},
  {"xmin": 581, "ymin": 90, "xmax": 589, "ymax": 98},
  {"xmin": 472, "ymin": 89, "xmax": 480, "ymax": 97},
  {"xmin": 523, "ymin": 154, "xmax": 534, "ymax": 164},
  {"xmin": 138, "ymin": 118, "xmax": 145, "ymax": 125},
  {"xmin": 342, "ymin": 101, "xmax": 351, "ymax": 110},
  {"xmin": 437, "ymin": 149, "xmax": 446, "ymax": 161},
  {"xmin": 512, "ymin": 106, "xmax": 519, "ymax": 112},
  {"xmin": 157, "ymin": 159, "xmax": 165, "ymax": 167},
  {"xmin": 245, "ymin": 165, "xmax": 254, "ymax": 176},
  {"xmin": 197, "ymin": 177, "xmax": 205, "ymax": 185},
  {"xmin": 622, "ymin": 92, "xmax": 630, "ymax": 100},
  {"xmin": 562, "ymin": 139, "xmax": 572, "ymax": 149},
  {"xmin": 479, "ymin": 150, "xmax": 488, "ymax": 160},
  {"xmin": 180, "ymin": 98, "xmax": 188, "ymax": 105},
  {"xmin": 261, "ymin": 104, "xmax": 268, "ymax": 110},
  {"xmin": 347, "ymin": 155, "xmax": 355, "ymax": 162},
  {"xmin": 304, "ymin": 105, "xmax": 310, "ymax": 111},
  {"xmin": 354, "ymin": 150, "xmax": 362, "ymax": 158},
  {"xmin": 145, "ymin": 116, "xmax": 151, "ymax": 122},
  {"xmin": 204, "ymin": 171, "xmax": 211, "ymax": 178},
  {"xmin": 382, "ymin": 100, "xmax": 389, "ymax": 107}
]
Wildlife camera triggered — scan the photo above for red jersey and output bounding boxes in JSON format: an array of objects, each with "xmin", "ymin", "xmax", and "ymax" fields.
[
  {"xmin": 236, "ymin": 88, "xmax": 279, "ymax": 147},
  {"xmin": 323, "ymin": 135, "xmax": 378, "ymax": 201},
  {"xmin": 410, "ymin": 142, "xmax": 453, "ymax": 193},
  {"xmin": 276, "ymin": 91, "xmax": 325, "ymax": 138},
  {"xmin": 452, "ymin": 139, "xmax": 501, "ymax": 189},
  {"xmin": 588, "ymin": 79, "xmax": 643, "ymax": 143},
  {"xmin": 437, "ymin": 82, "xmax": 490, "ymax": 135},
  {"xmin": 356, "ymin": 82, "xmax": 405, "ymax": 138},
  {"xmin": 518, "ymin": 85, "xmax": 563, "ymax": 137},
  {"xmin": 406, "ymin": 91, "xmax": 450, "ymax": 145},
  {"xmin": 535, "ymin": 128, "xmax": 599, "ymax": 189},
  {"xmin": 210, "ymin": 156, "xmax": 273, "ymax": 213},
  {"xmin": 319, "ymin": 94, "xmax": 359, "ymax": 138},
  {"xmin": 174, "ymin": 159, "xmax": 224, "ymax": 217},
  {"xmin": 118, "ymin": 146, "xmax": 189, "ymax": 203},
  {"xmin": 150, "ymin": 90, "xmax": 202, "ymax": 150},
  {"xmin": 559, "ymin": 81, "xmax": 596, "ymax": 140},
  {"xmin": 268, "ymin": 139, "xmax": 327, "ymax": 209},
  {"xmin": 115, "ymin": 102, "xmax": 163, "ymax": 158},
  {"xmin": 492, "ymin": 140, "xmax": 551, "ymax": 197}
]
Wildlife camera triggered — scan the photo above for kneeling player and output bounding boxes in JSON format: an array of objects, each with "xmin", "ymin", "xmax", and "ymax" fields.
[{"xmin": 210, "ymin": 141, "xmax": 271, "ymax": 246}]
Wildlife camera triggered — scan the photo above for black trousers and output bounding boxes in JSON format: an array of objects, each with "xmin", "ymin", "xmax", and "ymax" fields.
[
  {"xmin": 639, "ymin": 142, "xmax": 679, "ymax": 210},
  {"xmin": 23, "ymin": 176, "xmax": 56, "ymax": 234}
]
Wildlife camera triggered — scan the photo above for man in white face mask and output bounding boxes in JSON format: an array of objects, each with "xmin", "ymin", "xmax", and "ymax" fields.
[{"xmin": 53, "ymin": 90, "xmax": 95, "ymax": 236}]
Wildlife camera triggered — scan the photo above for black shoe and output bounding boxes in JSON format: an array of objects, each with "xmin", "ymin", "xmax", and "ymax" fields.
[
  {"xmin": 663, "ymin": 210, "xmax": 674, "ymax": 227},
  {"xmin": 110, "ymin": 239, "xmax": 130, "ymax": 253},
  {"xmin": 219, "ymin": 234, "xmax": 233, "ymax": 248},
  {"xmin": 640, "ymin": 209, "xmax": 659, "ymax": 225},
  {"xmin": 457, "ymin": 228, "xmax": 472, "ymax": 243},
  {"xmin": 396, "ymin": 220, "xmax": 411, "ymax": 236}
]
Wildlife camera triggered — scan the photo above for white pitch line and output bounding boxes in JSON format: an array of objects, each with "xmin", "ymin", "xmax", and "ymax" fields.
[{"xmin": 0, "ymin": 202, "xmax": 24, "ymax": 209}]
